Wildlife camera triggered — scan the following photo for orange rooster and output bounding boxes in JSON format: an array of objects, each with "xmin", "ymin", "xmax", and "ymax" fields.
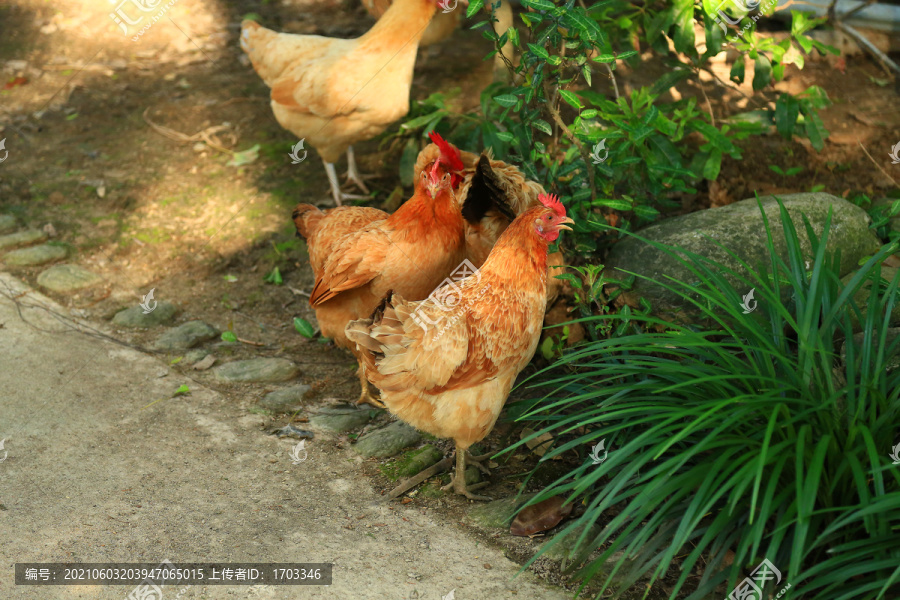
[
  {"xmin": 240, "ymin": 0, "xmax": 440, "ymax": 205},
  {"xmin": 293, "ymin": 133, "xmax": 467, "ymax": 406},
  {"xmin": 413, "ymin": 144, "xmax": 566, "ymax": 303},
  {"xmin": 346, "ymin": 194, "xmax": 573, "ymax": 499}
]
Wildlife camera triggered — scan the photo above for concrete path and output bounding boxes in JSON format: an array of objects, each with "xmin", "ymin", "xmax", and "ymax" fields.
[{"xmin": 0, "ymin": 272, "xmax": 568, "ymax": 600}]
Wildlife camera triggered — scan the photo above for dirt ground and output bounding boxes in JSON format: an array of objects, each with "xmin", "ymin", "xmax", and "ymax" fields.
[{"xmin": 1, "ymin": 0, "xmax": 899, "ymax": 598}]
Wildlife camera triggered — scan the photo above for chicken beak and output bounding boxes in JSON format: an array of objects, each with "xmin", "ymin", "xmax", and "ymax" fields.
[
  {"xmin": 556, "ymin": 216, "xmax": 575, "ymax": 232},
  {"xmin": 426, "ymin": 162, "xmax": 442, "ymax": 199}
]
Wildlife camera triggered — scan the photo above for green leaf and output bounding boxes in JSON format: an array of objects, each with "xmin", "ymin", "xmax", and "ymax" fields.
[
  {"xmin": 802, "ymin": 107, "xmax": 828, "ymax": 151},
  {"xmin": 633, "ymin": 205, "xmax": 660, "ymax": 220},
  {"xmin": 672, "ymin": 0, "xmax": 695, "ymax": 55},
  {"xmin": 170, "ymin": 356, "xmax": 183, "ymax": 365},
  {"xmin": 263, "ymin": 266, "xmax": 283, "ymax": 285},
  {"xmin": 774, "ymin": 94, "xmax": 800, "ymax": 139},
  {"xmin": 532, "ymin": 119, "xmax": 552, "ymax": 135},
  {"xmin": 400, "ymin": 109, "xmax": 448, "ymax": 130},
  {"xmin": 702, "ymin": 149, "xmax": 723, "ymax": 180},
  {"xmin": 752, "ymin": 56, "xmax": 773, "ymax": 91},
  {"xmin": 558, "ymin": 89, "xmax": 583, "ymax": 109},
  {"xmin": 221, "ymin": 331, "xmax": 238, "ymax": 343},
  {"xmin": 650, "ymin": 69, "xmax": 692, "ymax": 96},
  {"xmin": 466, "ymin": 0, "xmax": 484, "ymax": 18},
  {"xmin": 173, "ymin": 384, "xmax": 190, "ymax": 396},
  {"xmin": 227, "ymin": 144, "xmax": 260, "ymax": 167},
  {"xmin": 730, "ymin": 59, "xmax": 745, "ymax": 84},
  {"xmin": 493, "ymin": 94, "xmax": 519, "ymax": 107},
  {"xmin": 294, "ymin": 317, "xmax": 316, "ymax": 339},
  {"xmin": 592, "ymin": 198, "xmax": 632, "ymax": 211},
  {"xmin": 527, "ymin": 43, "xmax": 550, "ymax": 60},
  {"xmin": 521, "ymin": 0, "xmax": 555, "ymax": 10}
]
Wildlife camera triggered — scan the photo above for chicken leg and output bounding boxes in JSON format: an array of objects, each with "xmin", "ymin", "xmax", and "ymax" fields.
[
  {"xmin": 344, "ymin": 146, "xmax": 371, "ymax": 194},
  {"xmin": 356, "ymin": 364, "xmax": 385, "ymax": 409},
  {"xmin": 442, "ymin": 444, "xmax": 492, "ymax": 501}
]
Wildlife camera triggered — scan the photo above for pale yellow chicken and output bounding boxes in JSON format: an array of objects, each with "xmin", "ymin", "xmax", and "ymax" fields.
[{"xmin": 240, "ymin": 0, "xmax": 441, "ymax": 204}]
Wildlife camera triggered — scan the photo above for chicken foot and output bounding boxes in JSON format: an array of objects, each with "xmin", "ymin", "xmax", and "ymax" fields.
[
  {"xmin": 356, "ymin": 364, "xmax": 385, "ymax": 409},
  {"xmin": 441, "ymin": 445, "xmax": 492, "ymax": 501},
  {"xmin": 343, "ymin": 146, "xmax": 372, "ymax": 194},
  {"xmin": 324, "ymin": 161, "xmax": 369, "ymax": 206}
]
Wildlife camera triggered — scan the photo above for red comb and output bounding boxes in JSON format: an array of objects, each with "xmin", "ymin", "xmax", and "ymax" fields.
[
  {"xmin": 427, "ymin": 131, "xmax": 464, "ymax": 172},
  {"xmin": 538, "ymin": 193, "xmax": 566, "ymax": 218}
]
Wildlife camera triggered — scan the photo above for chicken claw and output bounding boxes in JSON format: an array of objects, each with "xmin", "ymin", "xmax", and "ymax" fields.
[
  {"xmin": 441, "ymin": 447, "xmax": 492, "ymax": 501},
  {"xmin": 356, "ymin": 365, "xmax": 385, "ymax": 409},
  {"xmin": 342, "ymin": 146, "xmax": 372, "ymax": 194},
  {"xmin": 324, "ymin": 162, "xmax": 369, "ymax": 206}
]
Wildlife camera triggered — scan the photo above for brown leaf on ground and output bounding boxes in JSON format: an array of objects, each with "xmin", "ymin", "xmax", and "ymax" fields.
[{"xmin": 510, "ymin": 496, "xmax": 573, "ymax": 536}]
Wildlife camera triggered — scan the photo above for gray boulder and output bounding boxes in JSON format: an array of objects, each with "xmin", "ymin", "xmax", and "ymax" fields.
[
  {"xmin": 0, "ymin": 229, "xmax": 46, "ymax": 250},
  {"xmin": 36, "ymin": 265, "xmax": 103, "ymax": 292},
  {"xmin": 213, "ymin": 358, "xmax": 299, "ymax": 383},
  {"xmin": 260, "ymin": 385, "xmax": 312, "ymax": 413},
  {"xmin": 2, "ymin": 244, "xmax": 66, "ymax": 266},
  {"xmin": 353, "ymin": 420, "xmax": 421, "ymax": 458},
  {"xmin": 112, "ymin": 302, "xmax": 178, "ymax": 328},
  {"xmin": 606, "ymin": 193, "xmax": 881, "ymax": 319},
  {"xmin": 153, "ymin": 321, "xmax": 219, "ymax": 351},
  {"xmin": 309, "ymin": 405, "xmax": 372, "ymax": 432}
]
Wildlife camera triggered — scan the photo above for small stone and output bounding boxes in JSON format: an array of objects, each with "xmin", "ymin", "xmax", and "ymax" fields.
[
  {"xmin": 0, "ymin": 214, "xmax": 16, "ymax": 234},
  {"xmin": 260, "ymin": 385, "xmax": 312, "ymax": 413},
  {"xmin": 353, "ymin": 420, "xmax": 422, "ymax": 458},
  {"xmin": 0, "ymin": 229, "xmax": 46, "ymax": 250},
  {"xmin": 184, "ymin": 349, "xmax": 209, "ymax": 364},
  {"xmin": 214, "ymin": 358, "xmax": 299, "ymax": 383},
  {"xmin": 465, "ymin": 494, "xmax": 536, "ymax": 529},
  {"xmin": 36, "ymin": 264, "xmax": 102, "ymax": 292},
  {"xmin": 2, "ymin": 243, "xmax": 67, "ymax": 266},
  {"xmin": 464, "ymin": 466, "xmax": 481, "ymax": 486},
  {"xmin": 112, "ymin": 301, "xmax": 178, "ymax": 328},
  {"xmin": 309, "ymin": 405, "xmax": 372, "ymax": 432},
  {"xmin": 192, "ymin": 355, "xmax": 217, "ymax": 371},
  {"xmin": 483, "ymin": 563, "xmax": 492, "ymax": 570},
  {"xmin": 153, "ymin": 320, "xmax": 219, "ymax": 351}
]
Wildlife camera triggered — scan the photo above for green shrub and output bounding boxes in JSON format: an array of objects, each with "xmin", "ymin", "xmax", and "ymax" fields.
[
  {"xmin": 507, "ymin": 200, "xmax": 900, "ymax": 598},
  {"xmin": 396, "ymin": 0, "xmax": 837, "ymax": 258}
]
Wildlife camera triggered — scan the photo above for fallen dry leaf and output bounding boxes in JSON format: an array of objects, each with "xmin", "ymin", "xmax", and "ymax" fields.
[
  {"xmin": 510, "ymin": 496, "xmax": 573, "ymax": 536},
  {"xmin": 520, "ymin": 427, "xmax": 554, "ymax": 457}
]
